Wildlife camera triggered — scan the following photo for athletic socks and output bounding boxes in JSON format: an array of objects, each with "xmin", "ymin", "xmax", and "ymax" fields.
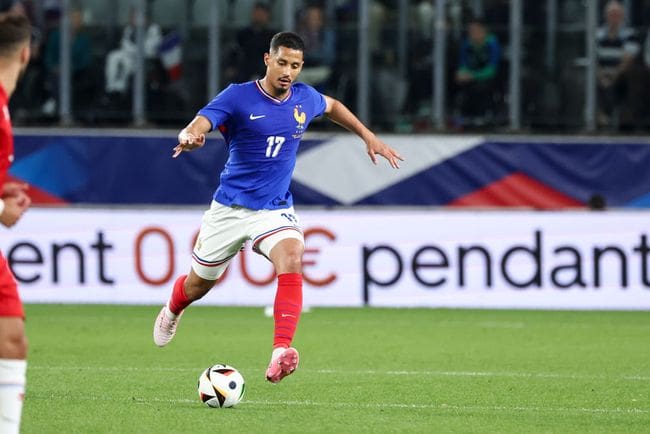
[
  {"xmin": 166, "ymin": 274, "xmax": 190, "ymax": 318},
  {"xmin": 272, "ymin": 273, "xmax": 303, "ymax": 349},
  {"xmin": 271, "ymin": 346, "xmax": 286, "ymax": 361},
  {"xmin": 0, "ymin": 359, "xmax": 26, "ymax": 434},
  {"xmin": 165, "ymin": 272, "xmax": 303, "ymax": 349}
]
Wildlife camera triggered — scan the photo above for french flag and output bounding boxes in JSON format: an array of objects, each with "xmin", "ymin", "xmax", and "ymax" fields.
[{"xmin": 159, "ymin": 31, "xmax": 183, "ymax": 81}]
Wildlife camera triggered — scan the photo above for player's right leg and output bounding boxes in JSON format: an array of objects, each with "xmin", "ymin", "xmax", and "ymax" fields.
[
  {"xmin": 250, "ymin": 209, "xmax": 304, "ymax": 383},
  {"xmin": 263, "ymin": 238, "xmax": 303, "ymax": 383},
  {"xmin": 153, "ymin": 201, "xmax": 246, "ymax": 347},
  {"xmin": 0, "ymin": 254, "xmax": 27, "ymax": 434}
]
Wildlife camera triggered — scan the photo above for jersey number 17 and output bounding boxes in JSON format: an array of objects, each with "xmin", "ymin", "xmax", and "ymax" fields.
[{"xmin": 265, "ymin": 136, "xmax": 286, "ymax": 158}]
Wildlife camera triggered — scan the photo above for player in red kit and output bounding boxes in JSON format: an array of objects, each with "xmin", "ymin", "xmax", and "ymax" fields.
[{"xmin": 0, "ymin": 12, "xmax": 33, "ymax": 434}]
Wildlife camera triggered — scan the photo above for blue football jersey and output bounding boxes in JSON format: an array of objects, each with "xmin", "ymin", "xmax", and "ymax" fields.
[{"xmin": 197, "ymin": 80, "xmax": 326, "ymax": 210}]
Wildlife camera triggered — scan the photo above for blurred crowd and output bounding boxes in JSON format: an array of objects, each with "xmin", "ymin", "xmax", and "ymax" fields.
[{"xmin": 7, "ymin": 0, "xmax": 650, "ymax": 133}]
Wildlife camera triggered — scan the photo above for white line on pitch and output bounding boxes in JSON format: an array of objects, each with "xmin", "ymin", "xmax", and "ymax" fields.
[
  {"xmin": 241, "ymin": 400, "xmax": 650, "ymax": 415},
  {"xmin": 435, "ymin": 320, "xmax": 650, "ymax": 330},
  {"xmin": 437, "ymin": 321, "xmax": 526, "ymax": 329},
  {"xmin": 311, "ymin": 369, "xmax": 650, "ymax": 381},
  {"xmin": 28, "ymin": 365, "xmax": 650, "ymax": 381},
  {"xmin": 33, "ymin": 394, "xmax": 650, "ymax": 415}
]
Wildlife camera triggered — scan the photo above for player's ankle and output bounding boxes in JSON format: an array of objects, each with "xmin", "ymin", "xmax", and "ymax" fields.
[
  {"xmin": 163, "ymin": 305, "xmax": 179, "ymax": 320},
  {"xmin": 271, "ymin": 346, "xmax": 288, "ymax": 359}
]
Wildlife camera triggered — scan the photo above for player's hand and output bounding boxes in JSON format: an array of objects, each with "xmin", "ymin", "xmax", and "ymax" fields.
[
  {"xmin": 12, "ymin": 190, "xmax": 31, "ymax": 209},
  {"xmin": 365, "ymin": 136, "xmax": 404, "ymax": 169},
  {"xmin": 2, "ymin": 181, "xmax": 29, "ymax": 198},
  {"xmin": 173, "ymin": 130, "xmax": 206, "ymax": 158},
  {"xmin": 0, "ymin": 195, "xmax": 31, "ymax": 228}
]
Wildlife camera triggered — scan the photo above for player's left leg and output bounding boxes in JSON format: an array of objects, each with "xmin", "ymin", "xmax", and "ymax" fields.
[
  {"xmin": 153, "ymin": 270, "xmax": 219, "ymax": 347},
  {"xmin": 0, "ymin": 317, "xmax": 27, "ymax": 434},
  {"xmin": 251, "ymin": 209, "xmax": 304, "ymax": 383},
  {"xmin": 154, "ymin": 201, "xmax": 246, "ymax": 347}
]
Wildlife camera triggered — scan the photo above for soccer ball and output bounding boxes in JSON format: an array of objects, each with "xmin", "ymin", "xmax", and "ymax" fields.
[{"xmin": 197, "ymin": 364, "xmax": 245, "ymax": 408}]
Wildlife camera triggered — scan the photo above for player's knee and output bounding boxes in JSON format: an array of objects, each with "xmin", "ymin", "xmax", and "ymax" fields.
[
  {"xmin": 269, "ymin": 238, "xmax": 304, "ymax": 273},
  {"xmin": 0, "ymin": 330, "xmax": 28, "ymax": 359},
  {"xmin": 277, "ymin": 250, "xmax": 303, "ymax": 273}
]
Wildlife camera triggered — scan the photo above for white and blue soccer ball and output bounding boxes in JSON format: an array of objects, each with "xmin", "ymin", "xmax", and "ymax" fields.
[{"xmin": 197, "ymin": 364, "xmax": 245, "ymax": 408}]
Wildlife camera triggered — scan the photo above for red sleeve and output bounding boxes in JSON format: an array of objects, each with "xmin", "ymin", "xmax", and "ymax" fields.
[{"xmin": 0, "ymin": 87, "xmax": 14, "ymax": 188}]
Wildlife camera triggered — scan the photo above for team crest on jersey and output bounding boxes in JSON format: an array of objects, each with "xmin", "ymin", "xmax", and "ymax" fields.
[
  {"xmin": 293, "ymin": 105, "xmax": 306, "ymax": 128},
  {"xmin": 293, "ymin": 105, "xmax": 306, "ymax": 138}
]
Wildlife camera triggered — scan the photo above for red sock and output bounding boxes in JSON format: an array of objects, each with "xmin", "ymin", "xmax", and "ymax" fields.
[
  {"xmin": 273, "ymin": 273, "xmax": 303, "ymax": 349},
  {"xmin": 168, "ymin": 274, "xmax": 190, "ymax": 315}
]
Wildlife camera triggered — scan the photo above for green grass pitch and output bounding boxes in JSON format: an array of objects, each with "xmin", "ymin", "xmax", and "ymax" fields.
[{"xmin": 22, "ymin": 305, "xmax": 650, "ymax": 433}]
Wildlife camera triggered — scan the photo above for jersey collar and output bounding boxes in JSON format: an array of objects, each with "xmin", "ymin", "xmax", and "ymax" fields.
[{"xmin": 255, "ymin": 79, "xmax": 292, "ymax": 104}]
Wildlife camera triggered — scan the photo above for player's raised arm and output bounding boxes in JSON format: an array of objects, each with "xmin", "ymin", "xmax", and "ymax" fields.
[
  {"xmin": 323, "ymin": 95, "xmax": 403, "ymax": 169},
  {"xmin": 172, "ymin": 115, "xmax": 213, "ymax": 158}
]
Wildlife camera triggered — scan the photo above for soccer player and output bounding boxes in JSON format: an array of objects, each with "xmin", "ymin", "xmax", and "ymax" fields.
[
  {"xmin": 153, "ymin": 31, "xmax": 403, "ymax": 383},
  {"xmin": 0, "ymin": 12, "xmax": 33, "ymax": 434}
]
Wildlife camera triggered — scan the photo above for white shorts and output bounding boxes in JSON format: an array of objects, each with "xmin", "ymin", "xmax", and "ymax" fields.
[{"xmin": 191, "ymin": 201, "xmax": 304, "ymax": 280}]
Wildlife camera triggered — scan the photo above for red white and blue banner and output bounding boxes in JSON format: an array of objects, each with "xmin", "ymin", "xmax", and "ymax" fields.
[
  {"xmin": 11, "ymin": 130, "xmax": 650, "ymax": 208},
  {"xmin": 6, "ymin": 208, "xmax": 650, "ymax": 310}
]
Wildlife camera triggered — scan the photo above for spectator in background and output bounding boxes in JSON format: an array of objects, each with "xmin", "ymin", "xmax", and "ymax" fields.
[
  {"xmin": 42, "ymin": 4, "xmax": 94, "ymax": 117},
  {"xmin": 483, "ymin": 0, "xmax": 509, "ymax": 44},
  {"xmin": 404, "ymin": 0, "xmax": 442, "ymax": 131},
  {"xmin": 0, "ymin": 0, "xmax": 20, "ymax": 14},
  {"xmin": 104, "ymin": 8, "xmax": 162, "ymax": 96},
  {"xmin": 595, "ymin": 0, "xmax": 646, "ymax": 129},
  {"xmin": 646, "ymin": 27, "xmax": 650, "ymax": 69},
  {"xmin": 640, "ymin": 1, "xmax": 650, "ymax": 129},
  {"xmin": 226, "ymin": 2, "xmax": 277, "ymax": 83},
  {"xmin": 8, "ymin": 0, "xmax": 48, "ymax": 123},
  {"xmin": 295, "ymin": 4, "xmax": 335, "ymax": 92},
  {"xmin": 453, "ymin": 17, "xmax": 501, "ymax": 127}
]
